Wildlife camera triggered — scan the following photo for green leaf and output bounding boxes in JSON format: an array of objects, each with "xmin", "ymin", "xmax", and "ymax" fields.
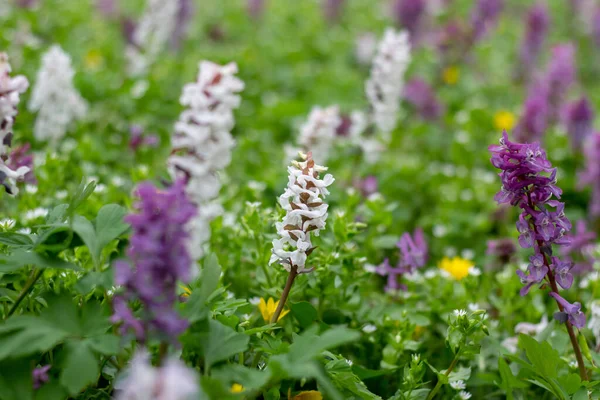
[
  {"xmin": 85, "ymin": 334, "xmax": 119, "ymax": 355},
  {"xmin": 71, "ymin": 215, "xmax": 98, "ymax": 262},
  {"xmin": 372, "ymin": 235, "xmax": 399, "ymax": 249},
  {"xmin": 288, "ymin": 326, "xmax": 360, "ymax": 363},
  {"xmin": 352, "ymin": 365, "xmax": 397, "ymax": 380},
  {"xmin": 0, "ymin": 316, "xmax": 70, "ymax": 360},
  {"xmin": 34, "ymin": 381, "xmax": 67, "ymax": 400},
  {"xmin": 67, "ymin": 179, "xmax": 96, "ymax": 215},
  {"xmin": 556, "ymin": 373, "xmax": 582, "ymax": 395},
  {"xmin": 212, "ymin": 364, "xmax": 271, "ymax": 391},
  {"xmin": 202, "ymin": 319, "xmax": 249, "ymax": 370},
  {"xmin": 45, "ymin": 204, "xmax": 69, "ymax": 224},
  {"xmin": 0, "ymin": 232, "xmax": 33, "ymax": 248},
  {"xmin": 94, "ymin": 204, "xmax": 129, "ymax": 252},
  {"xmin": 33, "ymin": 225, "xmax": 76, "ymax": 253},
  {"xmin": 184, "ymin": 254, "xmax": 222, "ymax": 323},
  {"xmin": 518, "ymin": 334, "xmax": 564, "ymax": 380},
  {"xmin": 0, "ymin": 358, "xmax": 33, "ymax": 400},
  {"xmin": 60, "ymin": 341, "xmax": 99, "ymax": 396},
  {"xmin": 291, "ymin": 301, "xmax": 319, "ymax": 328},
  {"xmin": 0, "ymin": 250, "xmax": 81, "ymax": 273}
]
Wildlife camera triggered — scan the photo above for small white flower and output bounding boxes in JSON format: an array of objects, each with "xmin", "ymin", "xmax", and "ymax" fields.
[
  {"xmin": 115, "ymin": 349, "xmax": 199, "ymax": 400},
  {"xmin": 362, "ymin": 324, "xmax": 377, "ymax": 333},
  {"xmin": 28, "ymin": 45, "xmax": 86, "ymax": 142},
  {"xmin": 23, "ymin": 207, "xmax": 48, "ymax": 222},
  {"xmin": 515, "ymin": 315, "xmax": 548, "ymax": 335},
  {"xmin": 468, "ymin": 267, "xmax": 481, "ymax": 276},
  {"xmin": 249, "ymin": 296, "xmax": 261, "ymax": 306},
  {"xmin": 467, "ymin": 303, "xmax": 480, "ymax": 312},
  {"xmin": 0, "ymin": 218, "xmax": 15, "ymax": 229},
  {"xmin": 424, "ymin": 269, "xmax": 437, "ymax": 279},
  {"xmin": 450, "ymin": 380, "xmax": 466, "ymax": 390},
  {"xmin": 433, "ymin": 225, "xmax": 447, "ymax": 238},
  {"xmin": 355, "ymin": 32, "xmax": 378, "ymax": 66},
  {"xmin": 461, "ymin": 249, "xmax": 475, "ymax": 260},
  {"xmin": 55, "ymin": 190, "xmax": 68, "ymax": 200},
  {"xmin": 95, "ymin": 184, "xmax": 107, "ymax": 193},
  {"xmin": 111, "ymin": 176, "xmax": 125, "ymax": 187},
  {"xmin": 17, "ymin": 227, "xmax": 31, "ymax": 234},
  {"xmin": 247, "ymin": 180, "xmax": 266, "ymax": 192},
  {"xmin": 458, "ymin": 391, "xmax": 472, "ymax": 400},
  {"xmin": 454, "ymin": 309, "xmax": 467, "ymax": 318},
  {"xmin": 501, "ymin": 336, "xmax": 518, "ymax": 354},
  {"xmin": 345, "ymin": 359, "xmax": 353, "ymax": 366}
]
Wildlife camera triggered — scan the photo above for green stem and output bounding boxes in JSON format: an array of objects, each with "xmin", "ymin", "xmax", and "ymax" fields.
[
  {"xmin": 260, "ymin": 262, "xmax": 273, "ymax": 288},
  {"xmin": 6, "ymin": 269, "xmax": 43, "ymax": 318},
  {"xmin": 426, "ymin": 350, "xmax": 461, "ymax": 400}
]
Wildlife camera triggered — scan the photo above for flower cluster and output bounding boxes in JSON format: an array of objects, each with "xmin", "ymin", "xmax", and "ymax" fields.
[
  {"xmin": 489, "ymin": 131, "xmax": 585, "ymax": 328},
  {"xmin": 0, "ymin": 52, "xmax": 30, "ymax": 195},
  {"xmin": 112, "ymin": 181, "xmax": 197, "ymax": 343},
  {"xmin": 365, "ymin": 28, "xmax": 411, "ymax": 136},
  {"xmin": 517, "ymin": 3, "xmax": 549, "ymax": 78},
  {"xmin": 270, "ymin": 152, "xmax": 334, "ymax": 273},
  {"xmin": 28, "ymin": 45, "xmax": 87, "ymax": 143},
  {"xmin": 579, "ymin": 132, "xmax": 600, "ymax": 216},
  {"xmin": 168, "ymin": 61, "xmax": 244, "ymax": 260},
  {"xmin": 375, "ymin": 228, "xmax": 427, "ymax": 291},
  {"xmin": 562, "ymin": 220, "xmax": 597, "ymax": 274},
  {"xmin": 563, "ymin": 96, "xmax": 594, "ymax": 151},
  {"xmin": 391, "ymin": 0, "xmax": 426, "ymax": 39},
  {"xmin": 125, "ymin": 0, "xmax": 179, "ymax": 76},
  {"xmin": 115, "ymin": 349, "xmax": 199, "ymax": 400},
  {"xmin": 298, "ymin": 105, "xmax": 341, "ymax": 163},
  {"xmin": 470, "ymin": 0, "xmax": 504, "ymax": 41},
  {"xmin": 7, "ymin": 143, "xmax": 35, "ymax": 184},
  {"xmin": 514, "ymin": 83, "xmax": 549, "ymax": 143},
  {"xmin": 32, "ymin": 365, "xmax": 50, "ymax": 390},
  {"xmin": 545, "ymin": 44, "xmax": 576, "ymax": 117},
  {"xmin": 403, "ymin": 78, "xmax": 445, "ymax": 121}
]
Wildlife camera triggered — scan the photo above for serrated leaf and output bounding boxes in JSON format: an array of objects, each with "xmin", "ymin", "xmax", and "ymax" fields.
[
  {"xmin": 85, "ymin": 334, "xmax": 119, "ymax": 355},
  {"xmin": 67, "ymin": 179, "xmax": 96, "ymax": 215},
  {"xmin": 60, "ymin": 341, "xmax": 99, "ymax": 396},
  {"xmin": 518, "ymin": 334, "xmax": 564, "ymax": 380},
  {"xmin": 71, "ymin": 215, "xmax": 98, "ymax": 262}
]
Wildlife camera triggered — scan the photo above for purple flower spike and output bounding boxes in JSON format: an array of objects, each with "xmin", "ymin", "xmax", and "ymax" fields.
[
  {"xmin": 392, "ymin": 0, "xmax": 426, "ymax": 38},
  {"xmin": 593, "ymin": 7, "xmax": 600, "ymax": 48},
  {"xmin": 563, "ymin": 96, "xmax": 594, "ymax": 151},
  {"xmin": 518, "ymin": 3, "xmax": 549, "ymax": 76},
  {"xmin": 247, "ymin": 0, "xmax": 265, "ymax": 19},
  {"xmin": 32, "ymin": 365, "xmax": 50, "ymax": 390},
  {"xmin": 545, "ymin": 44, "xmax": 576, "ymax": 116},
  {"xmin": 514, "ymin": 84, "xmax": 550, "ymax": 143},
  {"xmin": 404, "ymin": 78, "xmax": 445, "ymax": 120},
  {"xmin": 171, "ymin": 0, "xmax": 194, "ymax": 49},
  {"xmin": 579, "ymin": 133, "xmax": 600, "ymax": 217},
  {"xmin": 562, "ymin": 220, "xmax": 596, "ymax": 274},
  {"xmin": 323, "ymin": 0, "xmax": 345, "ymax": 22},
  {"xmin": 549, "ymin": 292, "xmax": 586, "ymax": 329},
  {"xmin": 373, "ymin": 229, "xmax": 428, "ymax": 292},
  {"xmin": 471, "ymin": 0, "xmax": 504, "ymax": 41},
  {"xmin": 112, "ymin": 180, "xmax": 197, "ymax": 344}
]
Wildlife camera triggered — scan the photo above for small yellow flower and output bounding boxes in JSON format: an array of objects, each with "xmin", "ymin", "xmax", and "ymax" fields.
[
  {"xmin": 231, "ymin": 383, "xmax": 244, "ymax": 393},
  {"xmin": 258, "ymin": 297, "xmax": 289, "ymax": 323},
  {"xmin": 292, "ymin": 391, "xmax": 323, "ymax": 400},
  {"xmin": 84, "ymin": 49, "xmax": 104, "ymax": 71},
  {"xmin": 494, "ymin": 110, "xmax": 516, "ymax": 131},
  {"xmin": 179, "ymin": 285, "xmax": 192, "ymax": 298},
  {"xmin": 442, "ymin": 66, "xmax": 459, "ymax": 85},
  {"xmin": 439, "ymin": 257, "xmax": 473, "ymax": 281}
]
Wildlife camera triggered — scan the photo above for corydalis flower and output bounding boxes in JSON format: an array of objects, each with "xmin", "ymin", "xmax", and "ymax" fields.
[
  {"xmin": 563, "ymin": 96, "xmax": 594, "ymax": 151},
  {"xmin": 365, "ymin": 28, "xmax": 411, "ymax": 135},
  {"xmin": 28, "ymin": 45, "xmax": 87, "ymax": 143},
  {"xmin": 518, "ymin": 3, "xmax": 549, "ymax": 77},
  {"xmin": 545, "ymin": 44, "xmax": 576, "ymax": 116},
  {"xmin": 115, "ymin": 349, "xmax": 199, "ymax": 400},
  {"xmin": 170, "ymin": 0, "xmax": 194, "ymax": 49},
  {"xmin": 112, "ymin": 181, "xmax": 197, "ymax": 343},
  {"xmin": 562, "ymin": 220, "xmax": 597, "ymax": 274},
  {"xmin": 323, "ymin": 0, "xmax": 345, "ymax": 22},
  {"xmin": 129, "ymin": 124, "xmax": 159, "ymax": 151},
  {"xmin": 404, "ymin": 78, "xmax": 444, "ymax": 120},
  {"xmin": 270, "ymin": 152, "xmax": 334, "ymax": 273},
  {"xmin": 392, "ymin": 0, "xmax": 426, "ymax": 39},
  {"xmin": 0, "ymin": 53, "xmax": 30, "ymax": 195},
  {"xmin": 375, "ymin": 228, "xmax": 428, "ymax": 292},
  {"xmin": 579, "ymin": 133, "xmax": 600, "ymax": 217},
  {"xmin": 486, "ymin": 238, "xmax": 516, "ymax": 263},
  {"xmin": 298, "ymin": 105, "xmax": 341, "ymax": 163},
  {"xmin": 32, "ymin": 365, "xmax": 50, "ymax": 390},
  {"xmin": 6, "ymin": 143, "xmax": 35, "ymax": 184},
  {"xmin": 126, "ymin": 0, "xmax": 179, "ymax": 76},
  {"xmin": 168, "ymin": 61, "xmax": 244, "ymax": 260},
  {"xmin": 470, "ymin": 0, "xmax": 504, "ymax": 41},
  {"xmin": 489, "ymin": 132, "xmax": 585, "ymax": 328},
  {"xmin": 514, "ymin": 83, "xmax": 549, "ymax": 143}
]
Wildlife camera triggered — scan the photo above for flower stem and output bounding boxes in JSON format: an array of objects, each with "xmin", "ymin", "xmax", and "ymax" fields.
[
  {"xmin": 426, "ymin": 350, "xmax": 461, "ymax": 400},
  {"xmin": 525, "ymin": 194, "xmax": 589, "ymax": 381},
  {"xmin": 547, "ymin": 269, "xmax": 589, "ymax": 381},
  {"xmin": 6, "ymin": 268, "xmax": 43, "ymax": 319},
  {"xmin": 271, "ymin": 266, "xmax": 297, "ymax": 324}
]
